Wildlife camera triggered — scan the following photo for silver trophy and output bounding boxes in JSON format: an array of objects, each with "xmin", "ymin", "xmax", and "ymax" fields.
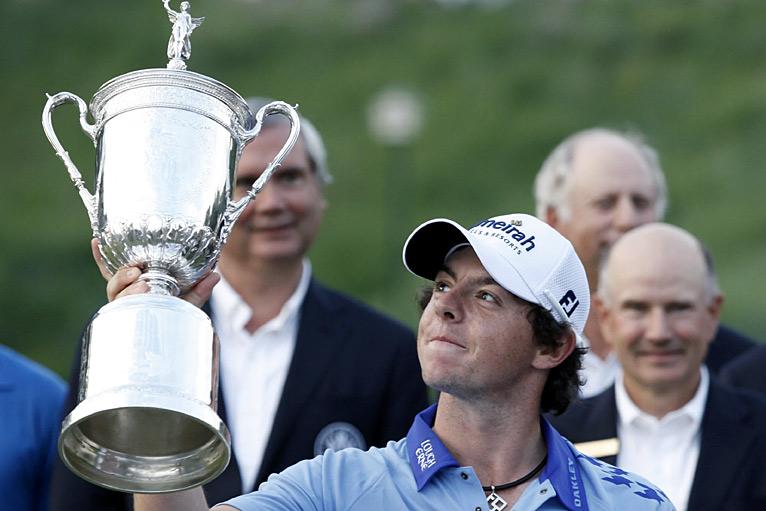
[{"xmin": 41, "ymin": 1, "xmax": 300, "ymax": 493}]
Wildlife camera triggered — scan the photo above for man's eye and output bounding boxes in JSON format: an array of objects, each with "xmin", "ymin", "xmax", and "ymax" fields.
[
  {"xmin": 478, "ymin": 291, "xmax": 497, "ymax": 303},
  {"xmin": 632, "ymin": 195, "xmax": 652, "ymax": 210},
  {"xmin": 621, "ymin": 302, "xmax": 648, "ymax": 315},
  {"xmin": 594, "ymin": 197, "xmax": 617, "ymax": 210},
  {"xmin": 276, "ymin": 169, "xmax": 305, "ymax": 185},
  {"xmin": 434, "ymin": 281, "xmax": 450, "ymax": 293},
  {"xmin": 235, "ymin": 178, "xmax": 256, "ymax": 189},
  {"xmin": 666, "ymin": 303, "xmax": 692, "ymax": 313}
]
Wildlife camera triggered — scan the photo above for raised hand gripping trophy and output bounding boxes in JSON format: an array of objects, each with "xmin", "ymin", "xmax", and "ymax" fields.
[{"xmin": 41, "ymin": 1, "xmax": 300, "ymax": 493}]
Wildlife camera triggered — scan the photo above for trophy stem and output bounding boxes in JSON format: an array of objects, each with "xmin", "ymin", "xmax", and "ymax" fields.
[{"xmin": 139, "ymin": 268, "xmax": 181, "ymax": 296}]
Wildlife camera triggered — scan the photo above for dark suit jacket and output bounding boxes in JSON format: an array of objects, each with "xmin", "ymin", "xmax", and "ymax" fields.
[
  {"xmin": 719, "ymin": 344, "xmax": 766, "ymax": 394},
  {"xmin": 50, "ymin": 279, "xmax": 428, "ymax": 510},
  {"xmin": 548, "ymin": 380, "xmax": 766, "ymax": 510},
  {"xmin": 705, "ymin": 324, "xmax": 757, "ymax": 374}
]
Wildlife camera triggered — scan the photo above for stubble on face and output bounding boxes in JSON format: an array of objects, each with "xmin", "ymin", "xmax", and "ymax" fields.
[{"xmin": 416, "ymin": 249, "xmax": 540, "ymax": 402}]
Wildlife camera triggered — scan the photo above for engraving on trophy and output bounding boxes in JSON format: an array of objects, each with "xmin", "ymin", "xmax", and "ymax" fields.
[
  {"xmin": 163, "ymin": 0, "xmax": 205, "ymax": 70},
  {"xmin": 99, "ymin": 216, "xmax": 219, "ymax": 293}
]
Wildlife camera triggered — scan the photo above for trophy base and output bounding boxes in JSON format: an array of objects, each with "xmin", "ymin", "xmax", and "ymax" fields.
[
  {"xmin": 60, "ymin": 393, "xmax": 230, "ymax": 493},
  {"xmin": 59, "ymin": 294, "xmax": 231, "ymax": 493}
]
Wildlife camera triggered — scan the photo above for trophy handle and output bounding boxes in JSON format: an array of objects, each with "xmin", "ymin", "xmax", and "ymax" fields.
[
  {"xmin": 222, "ymin": 101, "xmax": 301, "ymax": 238},
  {"xmin": 42, "ymin": 92, "xmax": 99, "ymax": 232}
]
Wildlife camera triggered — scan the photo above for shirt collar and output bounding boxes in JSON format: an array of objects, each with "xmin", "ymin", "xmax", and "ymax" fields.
[
  {"xmin": 406, "ymin": 404, "xmax": 459, "ymax": 491},
  {"xmin": 615, "ymin": 366, "xmax": 710, "ymax": 427},
  {"xmin": 211, "ymin": 273, "xmax": 250, "ymax": 332},
  {"xmin": 405, "ymin": 404, "xmax": 589, "ymax": 511},
  {"xmin": 539, "ymin": 417, "xmax": 591, "ymax": 511},
  {"xmin": 211, "ymin": 259, "xmax": 312, "ymax": 335}
]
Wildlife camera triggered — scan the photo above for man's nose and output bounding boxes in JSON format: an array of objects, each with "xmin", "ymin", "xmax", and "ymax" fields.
[
  {"xmin": 613, "ymin": 198, "xmax": 644, "ymax": 233},
  {"xmin": 252, "ymin": 180, "xmax": 286, "ymax": 213},
  {"xmin": 433, "ymin": 292, "xmax": 463, "ymax": 322},
  {"xmin": 645, "ymin": 308, "xmax": 671, "ymax": 342}
]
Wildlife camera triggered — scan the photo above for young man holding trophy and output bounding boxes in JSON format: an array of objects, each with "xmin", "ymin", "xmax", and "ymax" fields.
[{"xmin": 106, "ymin": 213, "xmax": 674, "ymax": 510}]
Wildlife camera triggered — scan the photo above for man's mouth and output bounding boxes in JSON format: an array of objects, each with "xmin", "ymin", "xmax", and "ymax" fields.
[
  {"xmin": 429, "ymin": 335, "xmax": 467, "ymax": 351},
  {"xmin": 638, "ymin": 349, "xmax": 685, "ymax": 362},
  {"xmin": 247, "ymin": 222, "xmax": 293, "ymax": 233}
]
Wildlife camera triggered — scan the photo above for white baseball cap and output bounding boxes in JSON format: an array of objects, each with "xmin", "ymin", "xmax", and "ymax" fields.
[{"xmin": 402, "ymin": 213, "xmax": 590, "ymax": 334}]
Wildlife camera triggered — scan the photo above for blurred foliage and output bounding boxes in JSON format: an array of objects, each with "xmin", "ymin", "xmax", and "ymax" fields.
[{"xmin": 1, "ymin": 0, "xmax": 764, "ymax": 377}]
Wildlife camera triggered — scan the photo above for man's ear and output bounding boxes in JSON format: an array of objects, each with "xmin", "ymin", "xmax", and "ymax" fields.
[
  {"xmin": 593, "ymin": 294, "xmax": 615, "ymax": 349},
  {"xmin": 533, "ymin": 328, "xmax": 576, "ymax": 370},
  {"xmin": 544, "ymin": 206, "xmax": 560, "ymax": 229},
  {"xmin": 703, "ymin": 293, "xmax": 724, "ymax": 347},
  {"xmin": 708, "ymin": 293, "xmax": 723, "ymax": 319}
]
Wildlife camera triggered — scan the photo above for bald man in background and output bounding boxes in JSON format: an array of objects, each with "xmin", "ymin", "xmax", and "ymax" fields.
[
  {"xmin": 549, "ymin": 223, "xmax": 766, "ymax": 510},
  {"xmin": 534, "ymin": 128, "xmax": 756, "ymax": 396}
]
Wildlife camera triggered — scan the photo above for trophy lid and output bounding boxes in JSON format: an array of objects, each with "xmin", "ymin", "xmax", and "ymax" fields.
[
  {"xmin": 91, "ymin": 1, "xmax": 253, "ymax": 130},
  {"xmin": 90, "ymin": 69, "xmax": 254, "ymax": 130}
]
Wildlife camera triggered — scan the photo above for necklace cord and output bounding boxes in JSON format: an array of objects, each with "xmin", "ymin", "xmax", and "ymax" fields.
[{"xmin": 481, "ymin": 454, "xmax": 548, "ymax": 492}]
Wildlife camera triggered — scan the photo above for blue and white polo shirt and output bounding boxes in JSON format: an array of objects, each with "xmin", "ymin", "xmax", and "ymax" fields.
[{"xmin": 224, "ymin": 405, "xmax": 674, "ymax": 510}]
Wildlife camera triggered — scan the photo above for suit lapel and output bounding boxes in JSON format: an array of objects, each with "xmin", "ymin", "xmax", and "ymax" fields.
[
  {"xmin": 583, "ymin": 387, "xmax": 619, "ymax": 465},
  {"xmin": 687, "ymin": 381, "xmax": 754, "ymax": 510},
  {"xmin": 256, "ymin": 279, "xmax": 347, "ymax": 483}
]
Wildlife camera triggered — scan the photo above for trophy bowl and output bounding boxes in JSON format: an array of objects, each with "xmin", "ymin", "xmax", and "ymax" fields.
[{"xmin": 42, "ymin": 3, "xmax": 300, "ymax": 492}]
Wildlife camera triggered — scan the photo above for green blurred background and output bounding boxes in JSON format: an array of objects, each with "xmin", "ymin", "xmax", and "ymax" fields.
[{"xmin": 1, "ymin": 0, "xmax": 764, "ymax": 377}]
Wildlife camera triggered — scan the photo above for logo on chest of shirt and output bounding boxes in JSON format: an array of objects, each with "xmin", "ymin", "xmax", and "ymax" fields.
[
  {"xmin": 415, "ymin": 439, "xmax": 436, "ymax": 471},
  {"xmin": 313, "ymin": 422, "xmax": 367, "ymax": 456}
]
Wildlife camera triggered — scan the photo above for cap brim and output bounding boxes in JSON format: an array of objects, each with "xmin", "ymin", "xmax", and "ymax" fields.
[
  {"xmin": 402, "ymin": 219, "xmax": 471, "ymax": 280},
  {"xmin": 403, "ymin": 217, "xmax": 539, "ymax": 306}
]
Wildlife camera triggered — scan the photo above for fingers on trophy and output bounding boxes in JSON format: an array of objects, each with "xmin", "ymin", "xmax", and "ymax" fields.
[{"xmin": 42, "ymin": 1, "xmax": 300, "ymax": 493}]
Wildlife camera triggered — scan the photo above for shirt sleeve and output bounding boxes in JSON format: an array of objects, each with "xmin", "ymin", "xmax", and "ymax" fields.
[{"xmin": 222, "ymin": 456, "xmax": 324, "ymax": 511}]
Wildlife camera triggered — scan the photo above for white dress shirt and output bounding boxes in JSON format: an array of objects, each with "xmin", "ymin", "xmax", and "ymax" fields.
[
  {"xmin": 211, "ymin": 260, "xmax": 312, "ymax": 493},
  {"xmin": 579, "ymin": 334, "xmax": 620, "ymax": 398},
  {"xmin": 615, "ymin": 367, "xmax": 709, "ymax": 511}
]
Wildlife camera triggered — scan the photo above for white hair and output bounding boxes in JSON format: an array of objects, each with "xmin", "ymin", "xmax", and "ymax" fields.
[
  {"xmin": 534, "ymin": 128, "xmax": 667, "ymax": 221},
  {"xmin": 245, "ymin": 97, "xmax": 333, "ymax": 186}
]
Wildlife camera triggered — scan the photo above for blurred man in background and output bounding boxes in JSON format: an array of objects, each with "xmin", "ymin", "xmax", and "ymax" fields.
[
  {"xmin": 549, "ymin": 223, "xmax": 766, "ymax": 510},
  {"xmin": 0, "ymin": 343, "xmax": 65, "ymax": 511},
  {"xmin": 49, "ymin": 100, "xmax": 427, "ymax": 510},
  {"xmin": 534, "ymin": 128, "xmax": 755, "ymax": 397}
]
